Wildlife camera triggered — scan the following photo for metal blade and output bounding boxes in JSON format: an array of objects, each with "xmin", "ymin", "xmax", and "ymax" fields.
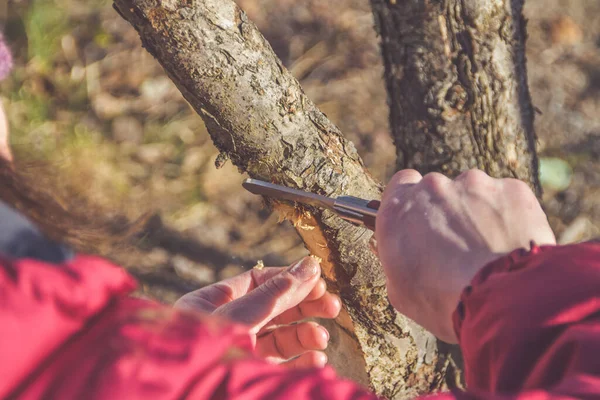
[{"xmin": 242, "ymin": 179, "xmax": 336, "ymax": 210}]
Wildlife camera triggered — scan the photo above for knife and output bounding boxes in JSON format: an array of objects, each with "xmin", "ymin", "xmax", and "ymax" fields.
[{"xmin": 242, "ymin": 179, "xmax": 380, "ymax": 231}]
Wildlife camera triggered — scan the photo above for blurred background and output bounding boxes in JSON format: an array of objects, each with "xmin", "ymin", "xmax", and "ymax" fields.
[{"xmin": 0, "ymin": 0, "xmax": 598, "ymax": 302}]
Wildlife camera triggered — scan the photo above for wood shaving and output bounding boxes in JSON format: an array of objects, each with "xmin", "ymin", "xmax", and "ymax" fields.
[
  {"xmin": 294, "ymin": 221, "xmax": 315, "ymax": 230},
  {"xmin": 253, "ymin": 260, "xmax": 265, "ymax": 270},
  {"xmin": 310, "ymin": 254, "xmax": 322, "ymax": 263}
]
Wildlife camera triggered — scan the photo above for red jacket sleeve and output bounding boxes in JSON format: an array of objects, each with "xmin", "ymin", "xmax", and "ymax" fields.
[
  {"xmin": 0, "ymin": 255, "xmax": 375, "ymax": 400},
  {"xmin": 434, "ymin": 241, "xmax": 600, "ymax": 399}
]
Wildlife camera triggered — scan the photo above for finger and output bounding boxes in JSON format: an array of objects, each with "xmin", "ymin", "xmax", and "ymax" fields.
[
  {"xmin": 380, "ymin": 169, "xmax": 423, "ymax": 209},
  {"xmin": 257, "ymin": 321, "xmax": 329, "ymax": 360},
  {"xmin": 304, "ymin": 278, "xmax": 327, "ymax": 302},
  {"xmin": 218, "ymin": 266, "xmax": 323, "ymax": 299},
  {"xmin": 175, "ymin": 263, "xmax": 327, "ymax": 315},
  {"xmin": 455, "ymin": 168, "xmax": 491, "ymax": 183},
  {"xmin": 220, "ymin": 272, "xmax": 325, "ymax": 304},
  {"xmin": 455, "ymin": 169, "xmax": 497, "ymax": 194},
  {"xmin": 271, "ymin": 292, "xmax": 341, "ymax": 326},
  {"xmin": 175, "ymin": 266, "xmax": 289, "ymax": 311},
  {"xmin": 214, "ymin": 257, "xmax": 321, "ymax": 332},
  {"xmin": 391, "ymin": 169, "xmax": 424, "ymax": 186},
  {"xmin": 174, "ymin": 293, "xmax": 221, "ymax": 313},
  {"xmin": 283, "ymin": 351, "xmax": 328, "ymax": 369},
  {"xmin": 242, "ymin": 270, "xmax": 325, "ymax": 301}
]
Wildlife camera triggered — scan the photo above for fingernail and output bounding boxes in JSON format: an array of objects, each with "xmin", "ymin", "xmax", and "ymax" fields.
[
  {"xmin": 318, "ymin": 352, "xmax": 328, "ymax": 367},
  {"xmin": 289, "ymin": 257, "xmax": 318, "ymax": 281},
  {"xmin": 320, "ymin": 326, "xmax": 330, "ymax": 342}
]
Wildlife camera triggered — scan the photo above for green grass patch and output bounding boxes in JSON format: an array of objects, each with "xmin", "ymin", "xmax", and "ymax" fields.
[{"xmin": 26, "ymin": 0, "xmax": 71, "ymax": 71}]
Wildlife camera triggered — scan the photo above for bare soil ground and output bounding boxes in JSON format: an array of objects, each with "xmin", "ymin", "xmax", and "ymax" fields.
[{"xmin": 1, "ymin": 0, "xmax": 598, "ymax": 303}]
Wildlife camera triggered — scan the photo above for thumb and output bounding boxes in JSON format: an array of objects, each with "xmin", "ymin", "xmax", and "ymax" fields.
[{"xmin": 214, "ymin": 257, "xmax": 320, "ymax": 332}]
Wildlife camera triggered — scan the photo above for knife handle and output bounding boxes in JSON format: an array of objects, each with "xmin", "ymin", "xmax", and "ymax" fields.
[{"xmin": 363, "ymin": 200, "xmax": 380, "ymax": 231}]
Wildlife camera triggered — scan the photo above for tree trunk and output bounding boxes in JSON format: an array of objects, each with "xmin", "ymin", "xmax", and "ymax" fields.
[
  {"xmin": 113, "ymin": 0, "xmax": 460, "ymax": 397},
  {"xmin": 370, "ymin": 0, "xmax": 541, "ymax": 194}
]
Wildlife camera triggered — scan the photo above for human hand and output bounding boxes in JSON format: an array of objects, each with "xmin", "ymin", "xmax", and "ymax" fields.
[
  {"xmin": 375, "ymin": 169, "xmax": 556, "ymax": 343},
  {"xmin": 175, "ymin": 256, "xmax": 341, "ymax": 368}
]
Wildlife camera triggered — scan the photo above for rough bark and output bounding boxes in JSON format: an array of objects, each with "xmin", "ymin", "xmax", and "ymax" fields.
[
  {"xmin": 370, "ymin": 0, "xmax": 541, "ymax": 194},
  {"xmin": 113, "ymin": 0, "xmax": 460, "ymax": 397}
]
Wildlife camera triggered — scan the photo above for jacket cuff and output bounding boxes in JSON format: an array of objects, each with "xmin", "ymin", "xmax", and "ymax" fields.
[
  {"xmin": 452, "ymin": 242, "xmax": 551, "ymax": 339},
  {"xmin": 451, "ymin": 241, "xmax": 600, "ymax": 392}
]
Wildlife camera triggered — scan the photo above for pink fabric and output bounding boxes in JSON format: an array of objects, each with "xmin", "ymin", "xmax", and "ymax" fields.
[
  {"xmin": 0, "ymin": 254, "xmax": 373, "ymax": 399},
  {"xmin": 452, "ymin": 242, "xmax": 600, "ymax": 399},
  {"xmin": 0, "ymin": 33, "xmax": 13, "ymax": 81}
]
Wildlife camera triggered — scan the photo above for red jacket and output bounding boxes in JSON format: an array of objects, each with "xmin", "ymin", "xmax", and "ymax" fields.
[{"xmin": 1, "ymin": 242, "xmax": 599, "ymax": 399}]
